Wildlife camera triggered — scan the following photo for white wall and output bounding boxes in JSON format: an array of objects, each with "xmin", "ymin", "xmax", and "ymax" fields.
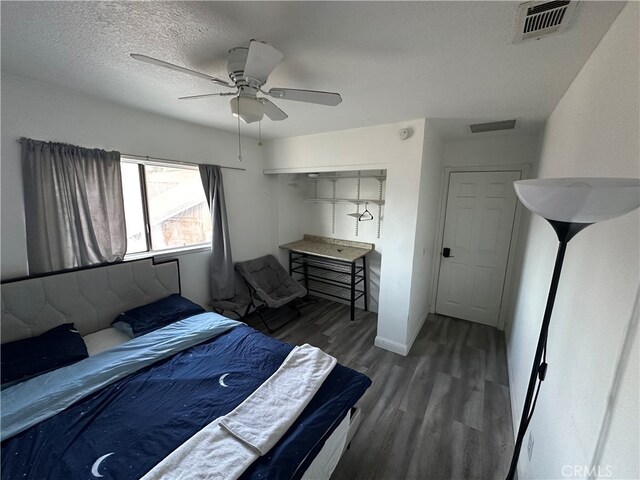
[
  {"xmin": 443, "ymin": 133, "xmax": 541, "ymax": 168},
  {"xmin": 507, "ymin": 4, "xmax": 639, "ymax": 479},
  {"xmin": 407, "ymin": 120, "xmax": 444, "ymax": 347},
  {"xmin": 272, "ymin": 174, "xmax": 306, "ymax": 258},
  {"xmin": 0, "ymin": 72, "xmax": 274, "ymax": 308},
  {"xmin": 265, "ymin": 119, "xmax": 429, "ymax": 354},
  {"xmin": 274, "ymin": 171, "xmax": 385, "ymax": 313},
  {"xmin": 265, "ymin": 121, "xmax": 543, "ymax": 354},
  {"xmin": 441, "ymin": 132, "xmax": 542, "ymax": 330}
]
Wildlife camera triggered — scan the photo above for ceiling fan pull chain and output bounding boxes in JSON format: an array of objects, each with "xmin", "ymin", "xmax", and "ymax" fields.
[
  {"xmin": 355, "ymin": 171, "xmax": 361, "ymax": 237},
  {"xmin": 377, "ymin": 173, "xmax": 384, "ymax": 238},
  {"xmin": 237, "ymin": 98, "xmax": 242, "ymax": 162},
  {"xmin": 331, "ymin": 180, "xmax": 336, "ymax": 234},
  {"xmin": 258, "ymin": 121, "xmax": 263, "ymax": 146}
]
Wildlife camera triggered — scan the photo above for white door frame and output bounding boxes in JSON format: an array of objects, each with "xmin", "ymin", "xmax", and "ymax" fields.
[{"xmin": 429, "ymin": 164, "xmax": 531, "ymax": 330}]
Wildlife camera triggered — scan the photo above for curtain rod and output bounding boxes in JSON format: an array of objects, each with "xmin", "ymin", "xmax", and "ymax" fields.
[
  {"xmin": 121, "ymin": 153, "xmax": 246, "ymax": 171},
  {"xmin": 16, "ymin": 139, "xmax": 246, "ymax": 172}
]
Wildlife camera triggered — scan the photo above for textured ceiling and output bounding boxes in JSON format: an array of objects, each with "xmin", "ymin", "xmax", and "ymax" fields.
[{"xmin": 0, "ymin": 1, "xmax": 625, "ymax": 139}]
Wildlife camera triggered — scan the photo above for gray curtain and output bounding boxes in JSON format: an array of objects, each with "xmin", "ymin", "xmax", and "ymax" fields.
[
  {"xmin": 21, "ymin": 138, "xmax": 126, "ymax": 274},
  {"xmin": 199, "ymin": 164, "xmax": 235, "ymax": 300}
]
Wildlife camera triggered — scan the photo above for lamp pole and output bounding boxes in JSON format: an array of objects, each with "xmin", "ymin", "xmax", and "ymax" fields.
[
  {"xmin": 507, "ymin": 177, "xmax": 640, "ymax": 478},
  {"xmin": 505, "ymin": 220, "xmax": 590, "ymax": 480}
]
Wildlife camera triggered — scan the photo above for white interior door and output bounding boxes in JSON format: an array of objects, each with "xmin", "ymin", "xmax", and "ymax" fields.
[{"xmin": 435, "ymin": 170, "xmax": 521, "ymax": 326}]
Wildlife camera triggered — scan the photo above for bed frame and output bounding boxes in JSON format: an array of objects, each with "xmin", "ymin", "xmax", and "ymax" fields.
[
  {"xmin": 1, "ymin": 258, "xmax": 180, "ymax": 343},
  {"xmin": 1, "ymin": 257, "xmax": 362, "ymax": 479}
]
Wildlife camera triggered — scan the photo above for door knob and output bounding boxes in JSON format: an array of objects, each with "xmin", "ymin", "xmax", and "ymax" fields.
[{"xmin": 443, "ymin": 247, "xmax": 454, "ymax": 258}]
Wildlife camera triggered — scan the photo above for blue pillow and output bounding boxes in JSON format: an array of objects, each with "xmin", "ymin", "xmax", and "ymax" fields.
[
  {"xmin": 1, "ymin": 323, "xmax": 89, "ymax": 387},
  {"xmin": 111, "ymin": 294, "xmax": 205, "ymax": 338}
]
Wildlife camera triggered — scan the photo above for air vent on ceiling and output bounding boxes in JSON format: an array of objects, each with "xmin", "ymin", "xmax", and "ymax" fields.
[
  {"xmin": 513, "ymin": 1, "xmax": 578, "ymax": 43},
  {"xmin": 469, "ymin": 119, "xmax": 517, "ymax": 134}
]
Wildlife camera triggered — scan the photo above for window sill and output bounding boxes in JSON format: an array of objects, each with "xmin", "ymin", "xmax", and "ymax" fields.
[{"xmin": 124, "ymin": 243, "xmax": 212, "ymax": 262}]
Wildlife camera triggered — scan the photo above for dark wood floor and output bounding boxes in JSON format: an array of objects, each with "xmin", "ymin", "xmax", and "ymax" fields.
[{"xmin": 249, "ymin": 297, "xmax": 514, "ymax": 480}]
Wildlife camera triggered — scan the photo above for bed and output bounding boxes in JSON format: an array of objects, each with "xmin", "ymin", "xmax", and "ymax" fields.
[{"xmin": 0, "ymin": 258, "xmax": 371, "ymax": 479}]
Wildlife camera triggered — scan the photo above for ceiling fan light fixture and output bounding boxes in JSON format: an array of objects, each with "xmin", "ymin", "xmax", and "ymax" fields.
[
  {"xmin": 230, "ymin": 96, "xmax": 264, "ymax": 124},
  {"xmin": 131, "ymin": 40, "xmax": 342, "ymax": 124}
]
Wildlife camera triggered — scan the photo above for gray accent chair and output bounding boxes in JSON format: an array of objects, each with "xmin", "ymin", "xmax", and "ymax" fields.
[
  {"xmin": 209, "ymin": 294, "xmax": 253, "ymax": 321},
  {"xmin": 235, "ymin": 254, "xmax": 307, "ymax": 332}
]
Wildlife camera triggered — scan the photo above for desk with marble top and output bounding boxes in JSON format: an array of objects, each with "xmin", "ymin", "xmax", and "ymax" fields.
[{"xmin": 279, "ymin": 235, "xmax": 374, "ymax": 321}]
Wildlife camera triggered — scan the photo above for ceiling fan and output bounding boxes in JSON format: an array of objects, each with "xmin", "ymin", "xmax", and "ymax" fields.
[{"xmin": 131, "ymin": 40, "xmax": 342, "ymax": 124}]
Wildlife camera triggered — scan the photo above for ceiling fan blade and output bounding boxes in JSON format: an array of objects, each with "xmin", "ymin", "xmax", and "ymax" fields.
[
  {"xmin": 267, "ymin": 88, "xmax": 342, "ymax": 106},
  {"xmin": 178, "ymin": 92, "xmax": 236, "ymax": 100},
  {"xmin": 130, "ymin": 54, "xmax": 231, "ymax": 87},
  {"xmin": 260, "ymin": 99, "xmax": 288, "ymax": 121},
  {"xmin": 243, "ymin": 40, "xmax": 283, "ymax": 84}
]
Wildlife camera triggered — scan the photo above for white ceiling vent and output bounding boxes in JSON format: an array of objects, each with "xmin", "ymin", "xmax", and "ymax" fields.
[
  {"xmin": 469, "ymin": 119, "xmax": 517, "ymax": 134},
  {"xmin": 513, "ymin": 1, "xmax": 578, "ymax": 43}
]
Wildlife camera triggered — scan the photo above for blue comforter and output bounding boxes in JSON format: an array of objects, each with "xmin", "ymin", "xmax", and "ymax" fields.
[{"xmin": 1, "ymin": 315, "xmax": 371, "ymax": 479}]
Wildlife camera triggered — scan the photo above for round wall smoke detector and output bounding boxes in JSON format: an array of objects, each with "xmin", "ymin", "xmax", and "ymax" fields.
[{"xmin": 399, "ymin": 128, "xmax": 412, "ymax": 140}]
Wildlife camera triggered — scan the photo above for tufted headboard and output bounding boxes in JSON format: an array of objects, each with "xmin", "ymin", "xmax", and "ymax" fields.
[{"xmin": 1, "ymin": 259, "xmax": 180, "ymax": 343}]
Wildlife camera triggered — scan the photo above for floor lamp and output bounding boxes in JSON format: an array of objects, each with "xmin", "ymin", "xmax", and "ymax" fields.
[{"xmin": 506, "ymin": 177, "xmax": 640, "ymax": 480}]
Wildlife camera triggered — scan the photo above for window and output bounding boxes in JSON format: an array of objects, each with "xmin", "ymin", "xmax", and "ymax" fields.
[{"xmin": 120, "ymin": 158, "xmax": 212, "ymax": 257}]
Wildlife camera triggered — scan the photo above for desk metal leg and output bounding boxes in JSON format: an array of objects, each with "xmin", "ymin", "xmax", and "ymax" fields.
[
  {"xmin": 362, "ymin": 256, "xmax": 368, "ymax": 312},
  {"xmin": 350, "ymin": 261, "xmax": 356, "ymax": 321},
  {"xmin": 302, "ymin": 253, "xmax": 309, "ymax": 291}
]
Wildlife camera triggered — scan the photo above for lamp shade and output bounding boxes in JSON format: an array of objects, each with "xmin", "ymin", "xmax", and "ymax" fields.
[
  {"xmin": 514, "ymin": 177, "xmax": 640, "ymax": 223},
  {"xmin": 230, "ymin": 96, "xmax": 264, "ymax": 124}
]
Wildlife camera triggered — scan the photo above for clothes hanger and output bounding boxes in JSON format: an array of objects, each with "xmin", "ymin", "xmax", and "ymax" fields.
[{"xmin": 358, "ymin": 202, "xmax": 374, "ymax": 222}]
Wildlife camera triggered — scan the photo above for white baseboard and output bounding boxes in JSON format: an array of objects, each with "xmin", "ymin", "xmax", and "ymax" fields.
[
  {"xmin": 374, "ymin": 336, "xmax": 409, "ymax": 356},
  {"xmin": 405, "ymin": 313, "xmax": 428, "ymax": 355},
  {"xmin": 505, "ymin": 329, "xmax": 528, "ymax": 480}
]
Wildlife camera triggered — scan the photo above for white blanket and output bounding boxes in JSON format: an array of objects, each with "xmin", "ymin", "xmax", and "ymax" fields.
[
  {"xmin": 141, "ymin": 417, "xmax": 256, "ymax": 480},
  {"xmin": 142, "ymin": 344, "xmax": 336, "ymax": 480}
]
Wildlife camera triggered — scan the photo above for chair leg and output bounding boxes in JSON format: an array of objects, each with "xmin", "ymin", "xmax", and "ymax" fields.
[
  {"xmin": 239, "ymin": 279, "xmax": 301, "ymax": 334},
  {"xmin": 241, "ymin": 302, "xmax": 252, "ymax": 321},
  {"xmin": 253, "ymin": 302, "xmax": 302, "ymax": 334},
  {"xmin": 255, "ymin": 307, "xmax": 275, "ymax": 334},
  {"xmin": 288, "ymin": 302, "xmax": 302, "ymax": 318}
]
